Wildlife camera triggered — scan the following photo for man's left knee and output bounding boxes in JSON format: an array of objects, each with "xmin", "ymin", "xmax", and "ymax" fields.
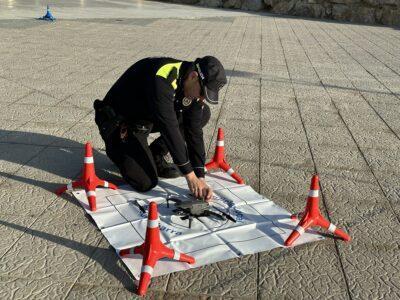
[{"xmin": 134, "ymin": 177, "xmax": 158, "ymax": 192}]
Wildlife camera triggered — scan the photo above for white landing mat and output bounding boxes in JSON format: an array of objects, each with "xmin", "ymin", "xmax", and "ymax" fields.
[{"xmin": 72, "ymin": 172, "xmax": 323, "ymax": 279}]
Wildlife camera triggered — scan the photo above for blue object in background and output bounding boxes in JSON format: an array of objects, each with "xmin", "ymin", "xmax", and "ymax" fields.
[{"xmin": 38, "ymin": 5, "xmax": 56, "ymax": 21}]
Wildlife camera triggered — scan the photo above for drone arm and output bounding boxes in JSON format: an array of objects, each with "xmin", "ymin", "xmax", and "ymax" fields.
[{"xmin": 211, "ymin": 206, "xmax": 236, "ymax": 223}]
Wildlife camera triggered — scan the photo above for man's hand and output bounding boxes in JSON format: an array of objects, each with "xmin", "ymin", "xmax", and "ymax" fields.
[
  {"xmin": 185, "ymin": 172, "xmax": 213, "ymax": 201},
  {"xmin": 199, "ymin": 177, "xmax": 213, "ymax": 201}
]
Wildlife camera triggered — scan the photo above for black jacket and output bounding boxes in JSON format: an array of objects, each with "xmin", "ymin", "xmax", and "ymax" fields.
[{"xmin": 103, "ymin": 57, "xmax": 206, "ymax": 177}]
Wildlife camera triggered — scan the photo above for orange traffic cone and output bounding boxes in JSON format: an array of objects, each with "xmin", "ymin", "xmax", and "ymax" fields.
[
  {"xmin": 284, "ymin": 175, "xmax": 350, "ymax": 247},
  {"xmin": 120, "ymin": 202, "xmax": 195, "ymax": 296},
  {"xmin": 205, "ymin": 128, "xmax": 244, "ymax": 184},
  {"xmin": 55, "ymin": 142, "xmax": 117, "ymax": 211}
]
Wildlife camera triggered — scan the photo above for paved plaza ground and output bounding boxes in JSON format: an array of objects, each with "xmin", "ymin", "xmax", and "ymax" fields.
[{"xmin": 0, "ymin": 0, "xmax": 399, "ymax": 299}]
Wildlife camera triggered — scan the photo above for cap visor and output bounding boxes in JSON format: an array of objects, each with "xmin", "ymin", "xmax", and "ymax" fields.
[{"xmin": 204, "ymin": 87, "xmax": 219, "ymax": 104}]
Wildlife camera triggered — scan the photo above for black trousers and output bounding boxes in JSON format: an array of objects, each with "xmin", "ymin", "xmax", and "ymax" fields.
[{"xmin": 104, "ymin": 105, "xmax": 211, "ymax": 192}]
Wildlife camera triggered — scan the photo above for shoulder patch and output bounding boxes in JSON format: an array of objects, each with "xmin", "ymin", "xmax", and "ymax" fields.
[{"xmin": 156, "ymin": 62, "xmax": 182, "ymax": 90}]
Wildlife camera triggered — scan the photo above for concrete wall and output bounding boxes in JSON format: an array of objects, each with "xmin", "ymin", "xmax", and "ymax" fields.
[{"xmin": 166, "ymin": 0, "xmax": 400, "ymax": 26}]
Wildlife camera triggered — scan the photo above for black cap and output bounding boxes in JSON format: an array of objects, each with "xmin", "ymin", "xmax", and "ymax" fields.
[{"xmin": 194, "ymin": 56, "xmax": 227, "ymax": 104}]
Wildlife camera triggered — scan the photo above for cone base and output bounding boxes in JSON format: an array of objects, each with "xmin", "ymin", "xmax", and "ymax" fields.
[
  {"xmin": 284, "ymin": 175, "xmax": 350, "ymax": 246},
  {"xmin": 123, "ymin": 201, "xmax": 195, "ymax": 296},
  {"xmin": 284, "ymin": 231, "xmax": 300, "ymax": 247},
  {"xmin": 55, "ymin": 142, "xmax": 118, "ymax": 212},
  {"xmin": 88, "ymin": 196, "xmax": 96, "ymax": 211},
  {"xmin": 137, "ymin": 273, "xmax": 151, "ymax": 296},
  {"xmin": 333, "ymin": 228, "xmax": 351, "ymax": 242},
  {"xmin": 205, "ymin": 128, "xmax": 245, "ymax": 185}
]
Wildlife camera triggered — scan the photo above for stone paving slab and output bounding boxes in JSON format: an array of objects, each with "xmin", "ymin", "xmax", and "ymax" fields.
[
  {"xmin": 0, "ymin": 143, "xmax": 45, "ymax": 174},
  {"xmin": 0, "ymin": 276, "xmax": 72, "ymax": 300},
  {"xmin": 0, "ymin": 0, "xmax": 399, "ymax": 298},
  {"xmin": 258, "ymin": 242, "xmax": 348, "ymax": 299}
]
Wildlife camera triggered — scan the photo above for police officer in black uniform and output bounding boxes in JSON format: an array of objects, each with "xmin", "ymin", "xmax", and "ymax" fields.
[{"xmin": 94, "ymin": 56, "xmax": 227, "ymax": 201}]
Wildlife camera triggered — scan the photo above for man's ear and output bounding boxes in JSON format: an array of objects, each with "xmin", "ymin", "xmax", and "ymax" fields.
[{"xmin": 189, "ymin": 70, "xmax": 198, "ymax": 81}]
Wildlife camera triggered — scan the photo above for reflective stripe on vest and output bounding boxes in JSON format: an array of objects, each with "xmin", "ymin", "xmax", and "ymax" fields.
[{"xmin": 156, "ymin": 62, "xmax": 182, "ymax": 90}]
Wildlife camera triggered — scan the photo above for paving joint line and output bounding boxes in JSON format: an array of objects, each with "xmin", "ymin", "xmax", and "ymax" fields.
[
  {"xmin": 335, "ymin": 23, "xmax": 400, "ymax": 69},
  {"xmin": 293, "ymin": 13, "xmax": 400, "ymax": 257},
  {"xmin": 346, "ymin": 25, "xmax": 400, "ymax": 60},
  {"xmin": 374, "ymin": 27, "xmax": 400, "ymax": 43},
  {"xmin": 58, "ymin": 43, "xmax": 167, "ymax": 108},
  {"xmin": 316, "ymin": 22, "xmax": 400, "ymax": 131},
  {"xmin": 364, "ymin": 26, "xmax": 400, "ymax": 54},
  {"xmin": 362, "ymin": 25, "xmax": 400, "ymax": 47},
  {"xmin": 62, "ymin": 236, "xmax": 104, "ymax": 300},
  {"xmin": 206, "ymin": 17, "xmax": 249, "ymax": 154},
  {"xmin": 301, "ymin": 21, "xmax": 400, "ymax": 145},
  {"xmin": 4, "ymin": 102, "xmax": 92, "ymax": 110},
  {"xmin": 276, "ymin": 17, "xmax": 352, "ymax": 300},
  {"xmin": 181, "ymin": 24, "xmax": 211, "ymax": 61},
  {"xmin": 327, "ymin": 23, "xmax": 400, "ymax": 96},
  {"xmin": 0, "ymin": 216, "xmax": 37, "ymax": 260},
  {"xmin": 0, "ymin": 117, "xmax": 41, "ymax": 145},
  {"xmin": 8, "ymin": 89, "xmax": 36, "ymax": 106},
  {"xmin": 0, "ymin": 107, "xmax": 94, "ymax": 195},
  {"xmin": 256, "ymin": 15, "xmax": 263, "ymax": 300},
  {"xmin": 0, "ymin": 141, "xmax": 105, "ymax": 152},
  {"xmin": 186, "ymin": 28, "xmax": 212, "ymax": 60},
  {"xmin": 312, "ymin": 23, "xmax": 400, "ymax": 224},
  {"xmin": 164, "ymin": 273, "xmax": 172, "ymax": 295},
  {"xmin": 56, "ymin": 64, "xmax": 125, "ymax": 109},
  {"xmin": 290, "ymin": 20, "xmax": 354, "ymax": 300},
  {"xmin": 322, "ymin": 23, "xmax": 400, "ymax": 106},
  {"xmin": 59, "ymin": 28, "xmax": 189, "ymax": 111},
  {"xmin": 0, "ymin": 67, "xmax": 64, "ymax": 102},
  {"xmin": 0, "ymin": 178, "xmax": 81, "ymax": 261}
]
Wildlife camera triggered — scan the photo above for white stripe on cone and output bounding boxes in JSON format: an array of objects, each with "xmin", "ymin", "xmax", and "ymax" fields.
[
  {"xmin": 104, "ymin": 181, "xmax": 109, "ymax": 188},
  {"xmin": 84, "ymin": 157, "xmax": 94, "ymax": 164},
  {"xmin": 217, "ymin": 141, "xmax": 224, "ymax": 146},
  {"xmin": 308, "ymin": 189, "xmax": 319, "ymax": 197},
  {"xmin": 86, "ymin": 191, "xmax": 96, "ymax": 197},
  {"xmin": 173, "ymin": 250, "xmax": 180, "ymax": 260},
  {"xmin": 147, "ymin": 219, "xmax": 159, "ymax": 228},
  {"xmin": 294, "ymin": 225, "xmax": 305, "ymax": 235},
  {"xmin": 141, "ymin": 265, "xmax": 154, "ymax": 276},
  {"xmin": 328, "ymin": 223, "xmax": 337, "ymax": 233},
  {"xmin": 227, "ymin": 168, "xmax": 235, "ymax": 175}
]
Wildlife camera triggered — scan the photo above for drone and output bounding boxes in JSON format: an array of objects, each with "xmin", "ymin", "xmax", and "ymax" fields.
[{"xmin": 166, "ymin": 196, "xmax": 236, "ymax": 228}]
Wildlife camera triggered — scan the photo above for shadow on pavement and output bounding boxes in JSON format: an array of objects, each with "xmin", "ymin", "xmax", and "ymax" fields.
[
  {"xmin": 0, "ymin": 130, "xmax": 123, "ymax": 193},
  {"xmin": 226, "ymin": 69, "xmax": 400, "ymax": 97},
  {"xmin": 0, "ymin": 219, "xmax": 136, "ymax": 291},
  {"xmin": 0, "ymin": 130, "xmax": 138, "ymax": 290}
]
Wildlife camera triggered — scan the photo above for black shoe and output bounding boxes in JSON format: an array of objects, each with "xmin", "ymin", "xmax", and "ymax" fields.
[{"xmin": 153, "ymin": 153, "xmax": 181, "ymax": 179}]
